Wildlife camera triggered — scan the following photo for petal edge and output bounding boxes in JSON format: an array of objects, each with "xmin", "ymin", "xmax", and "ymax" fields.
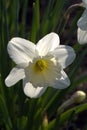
[
  {"xmin": 23, "ymin": 79, "xmax": 47, "ymax": 98},
  {"xmin": 5, "ymin": 66, "xmax": 25, "ymax": 87}
]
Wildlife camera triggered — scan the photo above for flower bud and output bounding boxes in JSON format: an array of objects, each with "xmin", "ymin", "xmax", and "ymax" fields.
[
  {"xmin": 58, "ymin": 90, "xmax": 86, "ymax": 113},
  {"xmin": 42, "ymin": 111, "xmax": 48, "ymax": 127},
  {"xmin": 71, "ymin": 90, "xmax": 86, "ymax": 103}
]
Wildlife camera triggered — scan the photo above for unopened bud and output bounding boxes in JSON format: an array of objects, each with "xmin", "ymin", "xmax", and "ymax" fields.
[
  {"xmin": 58, "ymin": 90, "xmax": 86, "ymax": 113},
  {"xmin": 71, "ymin": 90, "xmax": 86, "ymax": 103},
  {"xmin": 42, "ymin": 111, "xmax": 48, "ymax": 127}
]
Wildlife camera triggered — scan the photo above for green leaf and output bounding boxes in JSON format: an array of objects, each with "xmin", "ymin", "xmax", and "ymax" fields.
[
  {"xmin": 58, "ymin": 103, "xmax": 87, "ymax": 127},
  {"xmin": 46, "ymin": 103, "xmax": 87, "ymax": 130},
  {"xmin": 17, "ymin": 116, "xmax": 28, "ymax": 130},
  {"xmin": 30, "ymin": 0, "xmax": 40, "ymax": 43},
  {"xmin": 0, "ymin": 95, "xmax": 12, "ymax": 130}
]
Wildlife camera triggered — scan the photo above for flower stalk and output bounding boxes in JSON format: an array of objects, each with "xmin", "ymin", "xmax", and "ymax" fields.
[{"xmin": 58, "ymin": 90, "xmax": 86, "ymax": 113}]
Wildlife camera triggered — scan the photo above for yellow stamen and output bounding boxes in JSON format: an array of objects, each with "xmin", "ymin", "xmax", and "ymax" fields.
[{"xmin": 34, "ymin": 59, "xmax": 47, "ymax": 72}]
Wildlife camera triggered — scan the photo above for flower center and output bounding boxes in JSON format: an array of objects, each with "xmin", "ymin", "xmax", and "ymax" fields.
[{"xmin": 34, "ymin": 59, "xmax": 47, "ymax": 72}]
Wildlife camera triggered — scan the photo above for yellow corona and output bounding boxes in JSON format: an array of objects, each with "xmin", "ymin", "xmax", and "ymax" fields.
[{"xmin": 34, "ymin": 59, "xmax": 47, "ymax": 72}]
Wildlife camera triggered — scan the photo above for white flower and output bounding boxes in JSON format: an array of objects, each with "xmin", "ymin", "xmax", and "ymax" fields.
[
  {"xmin": 5, "ymin": 33, "xmax": 76, "ymax": 98},
  {"xmin": 77, "ymin": 28, "xmax": 87, "ymax": 44},
  {"xmin": 77, "ymin": 0, "xmax": 87, "ymax": 44}
]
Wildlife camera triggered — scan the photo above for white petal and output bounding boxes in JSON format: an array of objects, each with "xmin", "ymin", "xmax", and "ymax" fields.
[
  {"xmin": 52, "ymin": 45, "xmax": 76, "ymax": 68},
  {"xmin": 5, "ymin": 66, "xmax": 25, "ymax": 87},
  {"xmin": 77, "ymin": 28, "xmax": 87, "ymax": 44},
  {"xmin": 53, "ymin": 71, "xmax": 70, "ymax": 89},
  {"xmin": 82, "ymin": 0, "xmax": 87, "ymax": 8},
  {"xmin": 8, "ymin": 37, "xmax": 36, "ymax": 67},
  {"xmin": 36, "ymin": 32, "xmax": 60, "ymax": 56},
  {"xmin": 77, "ymin": 10, "xmax": 87, "ymax": 30},
  {"xmin": 23, "ymin": 79, "xmax": 47, "ymax": 98}
]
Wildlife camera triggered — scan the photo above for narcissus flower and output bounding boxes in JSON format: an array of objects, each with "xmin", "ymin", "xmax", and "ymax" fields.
[
  {"xmin": 5, "ymin": 33, "xmax": 76, "ymax": 98},
  {"xmin": 77, "ymin": 0, "xmax": 87, "ymax": 44}
]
